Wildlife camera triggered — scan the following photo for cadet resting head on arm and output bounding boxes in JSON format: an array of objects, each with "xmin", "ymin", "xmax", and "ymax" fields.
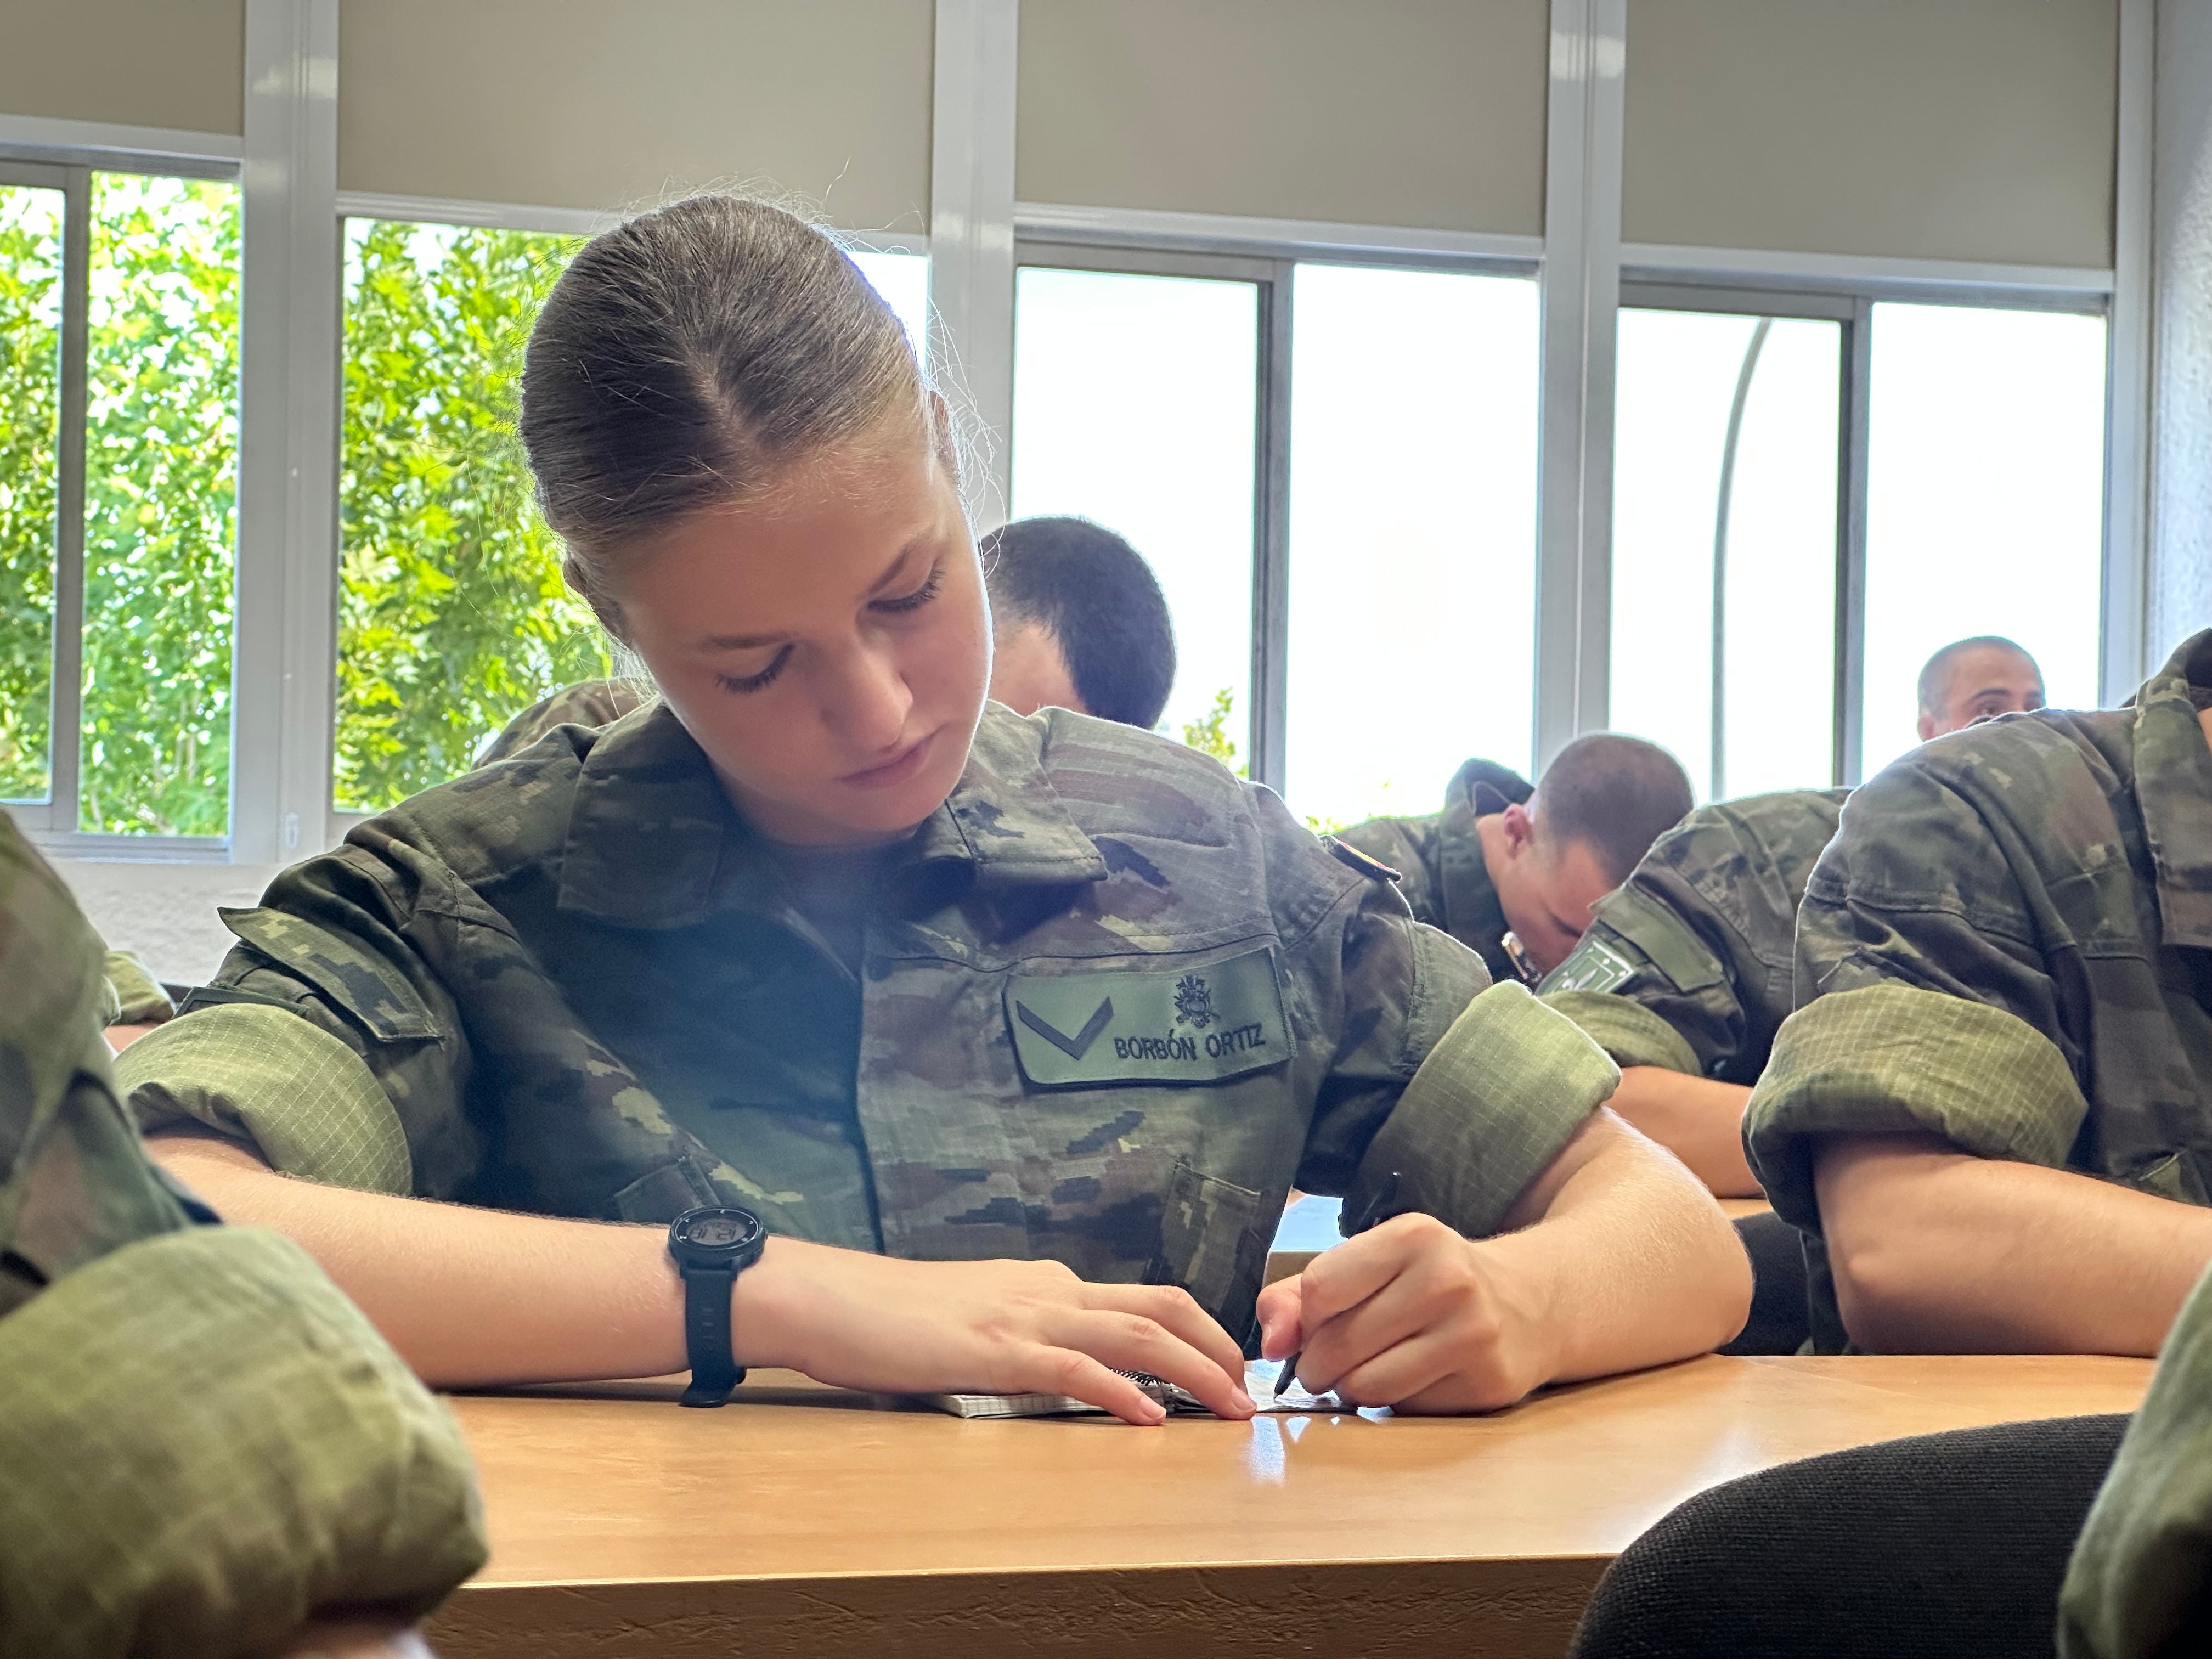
[
  {"xmin": 1541, "ymin": 789, "xmax": 1848, "ymax": 1197},
  {"xmin": 0, "ymin": 814, "xmax": 483, "ymax": 1659},
  {"xmin": 121, "ymin": 195, "xmax": 1748, "ymax": 1423},
  {"xmin": 980, "ymin": 515, "xmax": 1177, "ymax": 728},
  {"xmin": 1336, "ymin": 735, "xmax": 1694, "ymax": 987},
  {"xmin": 1743, "ymin": 631, "xmax": 2212, "ymax": 1355}
]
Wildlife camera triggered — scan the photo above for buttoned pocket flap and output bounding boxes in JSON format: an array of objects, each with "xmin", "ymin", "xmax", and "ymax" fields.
[
  {"xmin": 219, "ymin": 907, "xmax": 442, "ymax": 1043},
  {"xmin": 1003, "ymin": 945, "xmax": 1289, "ymax": 1087}
]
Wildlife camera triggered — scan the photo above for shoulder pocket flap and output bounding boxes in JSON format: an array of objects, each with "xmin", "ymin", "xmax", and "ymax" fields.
[
  {"xmin": 218, "ymin": 907, "xmax": 442, "ymax": 1043},
  {"xmin": 1005, "ymin": 945, "xmax": 1289, "ymax": 1087},
  {"xmin": 1603, "ymin": 899, "xmax": 1727, "ymax": 994}
]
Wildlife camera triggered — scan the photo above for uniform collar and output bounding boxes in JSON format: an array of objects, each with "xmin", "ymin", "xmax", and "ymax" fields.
[
  {"xmin": 2132, "ymin": 629, "xmax": 2212, "ymax": 949},
  {"xmin": 1436, "ymin": 757, "xmax": 1532, "ymax": 980},
  {"xmin": 557, "ymin": 702, "xmax": 1106, "ymax": 928}
]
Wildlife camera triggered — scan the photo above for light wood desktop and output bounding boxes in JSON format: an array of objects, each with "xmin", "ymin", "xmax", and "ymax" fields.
[{"xmin": 426, "ymin": 1352, "xmax": 2148, "ymax": 1659}]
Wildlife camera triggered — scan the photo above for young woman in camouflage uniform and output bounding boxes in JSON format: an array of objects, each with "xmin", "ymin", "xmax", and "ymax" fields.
[{"xmin": 122, "ymin": 196, "xmax": 1748, "ymax": 1423}]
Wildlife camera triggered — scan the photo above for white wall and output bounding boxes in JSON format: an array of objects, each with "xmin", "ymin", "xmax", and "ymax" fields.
[
  {"xmin": 2152, "ymin": 0, "xmax": 2212, "ymax": 661},
  {"xmin": 56, "ymin": 862, "xmax": 281, "ymax": 986}
]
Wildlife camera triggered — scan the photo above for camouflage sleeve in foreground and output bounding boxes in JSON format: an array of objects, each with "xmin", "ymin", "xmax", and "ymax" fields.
[
  {"xmin": 0, "ymin": 817, "xmax": 485, "ymax": 1659},
  {"xmin": 1743, "ymin": 757, "xmax": 2095, "ymax": 1227},
  {"xmin": 2059, "ymin": 1259, "xmax": 2212, "ymax": 1659},
  {"xmin": 473, "ymin": 677, "xmax": 649, "ymax": 768}
]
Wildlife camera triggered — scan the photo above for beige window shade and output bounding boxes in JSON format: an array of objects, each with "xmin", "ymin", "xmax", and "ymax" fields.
[
  {"xmin": 0, "ymin": 0, "xmax": 244, "ymax": 138},
  {"xmin": 338, "ymin": 0, "xmax": 933, "ymax": 231},
  {"xmin": 1016, "ymin": 0, "xmax": 1547, "ymax": 237},
  {"xmin": 1624, "ymin": 0, "xmax": 2118, "ymax": 269}
]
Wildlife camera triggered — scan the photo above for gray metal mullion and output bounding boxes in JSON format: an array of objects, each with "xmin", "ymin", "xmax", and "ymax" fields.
[
  {"xmin": 1248, "ymin": 259, "xmax": 1294, "ymax": 795},
  {"xmin": 1833, "ymin": 301, "xmax": 1873, "ymax": 787},
  {"xmin": 48, "ymin": 166, "xmax": 91, "ymax": 833}
]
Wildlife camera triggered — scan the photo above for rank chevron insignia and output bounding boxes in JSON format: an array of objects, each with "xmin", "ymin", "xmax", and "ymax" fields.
[{"xmin": 1014, "ymin": 996, "xmax": 1115, "ymax": 1060}]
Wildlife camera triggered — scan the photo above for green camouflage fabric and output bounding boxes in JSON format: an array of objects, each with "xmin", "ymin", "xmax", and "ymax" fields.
[
  {"xmin": 0, "ymin": 815, "xmax": 484, "ymax": 1659},
  {"xmin": 474, "ymin": 677, "xmax": 649, "ymax": 767},
  {"xmin": 102, "ymin": 946, "xmax": 175, "ymax": 1025},
  {"xmin": 120, "ymin": 704, "xmax": 1618, "ymax": 1348},
  {"xmin": 1745, "ymin": 629, "xmax": 2212, "ymax": 1352},
  {"xmin": 1540, "ymin": 788, "xmax": 1848, "ymax": 1081},
  {"xmin": 2060, "ymin": 1258, "xmax": 2212, "ymax": 1658},
  {"xmin": 1336, "ymin": 757, "xmax": 1534, "ymax": 985}
]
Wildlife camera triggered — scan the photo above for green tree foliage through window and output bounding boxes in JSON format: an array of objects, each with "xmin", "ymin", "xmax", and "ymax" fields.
[
  {"xmin": 337, "ymin": 220, "xmax": 609, "ymax": 811},
  {"xmin": 0, "ymin": 185, "xmax": 61, "ymax": 804}
]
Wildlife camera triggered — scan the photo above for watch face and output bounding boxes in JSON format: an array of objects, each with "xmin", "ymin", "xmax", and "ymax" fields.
[
  {"xmin": 672, "ymin": 1206, "xmax": 765, "ymax": 1260},
  {"xmin": 690, "ymin": 1215, "xmax": 749, "ymax": 1249}
]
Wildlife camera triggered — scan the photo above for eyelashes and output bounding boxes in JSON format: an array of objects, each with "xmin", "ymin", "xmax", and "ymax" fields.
[
  {"xmin": 873, "ymin": 563, "xmax": 944, "ymax": 615},
  {"xmin": 712, "ymin": 562, "xmax": 945, "ymax": 696}
]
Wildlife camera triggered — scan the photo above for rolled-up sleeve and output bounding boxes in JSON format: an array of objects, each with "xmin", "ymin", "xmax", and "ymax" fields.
[{"xmin": 1544, "ymin": 987, "xmax": 1705, "ymax": 1076}]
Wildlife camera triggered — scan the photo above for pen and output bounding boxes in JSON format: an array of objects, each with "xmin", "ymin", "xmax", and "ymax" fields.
[{"xmin": 1274, "ymin": 1170, "xmax": 1403, "ymax": 1398}]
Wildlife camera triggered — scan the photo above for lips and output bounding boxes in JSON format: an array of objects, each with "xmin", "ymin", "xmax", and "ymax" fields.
[{"xmin": 839, "ymin": 729, "xmax": 936, "ymax": 790}]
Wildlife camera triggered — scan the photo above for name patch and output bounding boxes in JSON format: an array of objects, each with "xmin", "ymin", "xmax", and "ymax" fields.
[
  {"xmin": 1542, "ymin": 933, "xmax": 1640, "ymax": 996},
  {"xmin": 1005, "ymin": 946, "xmax": 1290, "ymax": 1087}
]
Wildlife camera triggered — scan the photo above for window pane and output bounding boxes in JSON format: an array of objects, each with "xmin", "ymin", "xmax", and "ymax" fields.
[
  {"xmin": 1284, "ymin": 263, "xmax": 1539, "ymax": 828},
  {"xmin": 0, "ymin": 183, "xmax": 64, "ymax": 805},
  {"xmin": 1010, "ymin": 266, "xmax": 1257, "ymax": 758},
  {"xmin": 1861, "ymin": 303, "xmax": 2107, "ymax": 776},
  {"xmin": 1613, "ymin": 309, "xmax": 1840, "ymax": 800},
  {"xmin": 337, "ymin": 219, "xmax": 598, "ymax": 812},
  {"xmin": 82, "ymin": 173, "xmax": 240, "ymax": 835},
  {"xmin": 850, "ymin": 249, "xmax": 929, "ymax": 366}
]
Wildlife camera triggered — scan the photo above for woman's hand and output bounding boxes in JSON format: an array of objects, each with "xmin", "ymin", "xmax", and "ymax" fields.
[
  {"xmin": 1254, "ymin": 1214, "xmax": 1555, "ymax": 1413},
  {"xmin": 738, "ymin": 1239, "xmax": 1256, "ymax": 1425}
]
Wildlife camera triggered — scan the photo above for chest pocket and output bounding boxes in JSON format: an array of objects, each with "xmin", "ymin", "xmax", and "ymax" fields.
[{"xmin": 1003, "ymin": 945, "xmax": 1289, "ymax": 1088}]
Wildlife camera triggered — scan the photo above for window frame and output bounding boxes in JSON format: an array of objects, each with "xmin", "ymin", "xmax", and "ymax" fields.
[
  {"xmin": 1620, "ymin": 271, "xmax": 2111, "ymax": 790},
  {"xmin": 0, "ymin": 149, "xmax": 243, "ymax": 860}
]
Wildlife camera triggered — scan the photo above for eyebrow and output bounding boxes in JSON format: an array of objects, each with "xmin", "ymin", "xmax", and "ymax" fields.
[{"xmin": 696, "ymin": 541, "xmax": 923, "ymax": 651}]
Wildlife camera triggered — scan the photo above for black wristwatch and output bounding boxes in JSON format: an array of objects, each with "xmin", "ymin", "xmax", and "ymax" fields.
[{"xmin": 666, "ymin": 1205, "xmax": 768, "ymax": 1408}]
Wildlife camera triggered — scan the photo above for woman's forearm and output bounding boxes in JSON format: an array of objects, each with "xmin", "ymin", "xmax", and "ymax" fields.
[
  {"xmin": 1604, "ymin": 1068, "xmax": 1759, "ymax": 1196},
  {"xmin": 1815, "ymin": 1132, "xmax": 2212, "ymax": 1354},
  {"xmin": 146, "ymin": 1132, "xmax": 694, "ymax": 1386}
]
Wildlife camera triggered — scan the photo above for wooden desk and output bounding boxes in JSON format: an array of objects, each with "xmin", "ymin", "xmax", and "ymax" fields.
[
  {"xmin": 427, "ymin": 1354, "xmax": 2149, "ymax": 1659},
  {"xmin": 1720, "ymin": 1197, "xmax": 1773, "ymax": 1220}
]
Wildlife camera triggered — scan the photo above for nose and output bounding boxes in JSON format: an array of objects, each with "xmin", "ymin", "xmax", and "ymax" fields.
[{"xmin": 824, "ymin": 641, "xmax": 913, "ymax": 756}]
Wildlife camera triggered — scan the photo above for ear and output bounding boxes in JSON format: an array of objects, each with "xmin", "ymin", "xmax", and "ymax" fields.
[
  {"xmin": 1915, "ymin": 712, "xmax": 1938, "ymax": 742},
  {"xmin": 1499, "ymin": 800, "xmax": 1537, "ymax": 857}
]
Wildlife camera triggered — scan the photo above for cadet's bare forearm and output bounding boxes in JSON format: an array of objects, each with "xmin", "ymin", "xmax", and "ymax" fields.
[
  {"xmin": 1604, "ymin": 1068, "xmax": 1759, "ymax": 1197},
  {"xmin": 146, "ymin": 1131, "xmax": 698, "ymax": 1387},
  {"xmin": 1485, "ymin": 1109, "xmax": 1752, "ymax": 1386},
  {"xmin": 1816, "ymin": 1133, "xmax": 2212, "ymax": 1355}
]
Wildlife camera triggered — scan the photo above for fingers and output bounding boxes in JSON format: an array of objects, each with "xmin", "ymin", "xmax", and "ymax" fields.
[
  {"xmin": 1010, "ymin": 1345, "xmax": 1172, "ymax": 1426},
  {"xmin": 1255, "ymin": 1278, "xmax": 1304, "ymax": 1360},
  {"xmin": 1063, "ymin": 1294, "xmax": 1255, "ymax": 1420},
  {"xmin": 1295, "ymin": 1212, "xmax": 1441, "ymax": 1330},
  {"xmin": 1084, "ymin": 1282, "xmax": 1249, "ymax": 1381}
]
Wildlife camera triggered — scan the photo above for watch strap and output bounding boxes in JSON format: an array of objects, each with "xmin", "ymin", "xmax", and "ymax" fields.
[{"xmin": 678, "ymin": 1258, "xmax": 744, "ymax": 1408}]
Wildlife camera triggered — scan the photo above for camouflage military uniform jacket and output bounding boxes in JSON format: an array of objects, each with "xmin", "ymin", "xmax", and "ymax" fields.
[
  {"xmin": 1335, "ymin": 757, "xmax": 1534, "ymax": 985},
  {"xmin": 1541, "ymin": 789, "xmax": 1848, "ymax": 1082},
  {"xmin": 121, "ymin": 706, "xmax": 1616, "ymax": 1346},
  {"xmin": 475, "ymin": 677, "xmax": 648, "ymax": 767},
  {"xmin": 0, "ymin": 816, "xmax": 483, "ymax": 1659},
  {"xmin": 2061, "ymin": 1259, "xmax": 2212, "ymax": 1658},
  {"xmin": 1746, "ymin": 630, "xmax": 2212, "ymax": 1351}
]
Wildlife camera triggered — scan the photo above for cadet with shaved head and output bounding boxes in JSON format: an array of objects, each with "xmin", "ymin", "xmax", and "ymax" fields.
[
  {"xmin": 1335, "ymin": 736, "xmax": 1695, "ymax": 988},
  {"xmin": 1917, "ymin": 634, "xmax": 2045, "ymax": 741}
]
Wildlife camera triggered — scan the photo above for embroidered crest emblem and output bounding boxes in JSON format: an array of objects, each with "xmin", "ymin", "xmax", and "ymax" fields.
[{"xmin": 1172, "ymin": 973, "xmax": 1216, "ymax": 1029}]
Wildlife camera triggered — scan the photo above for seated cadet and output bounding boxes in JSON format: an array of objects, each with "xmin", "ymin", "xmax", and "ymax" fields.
[
  {"xmin": 119, "ymin": 195, "xmax": 1749, "ymax": 1424},
  {"xmin": 0, "ymin": 814, "xmax": 483, "ymax": 1657},
  {"xmin": 980, "ymin": 515, "xmax": 1177, "ymax": 728},
  {"xmin": 1541, "ymin": 789, "xmax": 1847, "ymax": 1197},
  {"xmin": 1916, "ymin": 632, "xmax": 2046, "ymax": 741},
  {"xmin": 1336, "ymin": 736, "xmax": 1694, "ymax": 987},
  {"xmin": 1744, "ymin": 631, "xmax": 2212, "ymax": 1356},
  {"xmin": 1541, "ymin": 641, "xmax": 2044, "ymax": 1198}
]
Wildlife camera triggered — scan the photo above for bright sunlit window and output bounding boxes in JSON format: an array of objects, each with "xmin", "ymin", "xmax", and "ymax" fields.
[
  {"xmin": 1283, "ymin": 263, "xmax": 1539, "ymax": 829},
  {"xmin": 1009, "ymin": 265, "xmax": 1259, "ymax": 752},
  {"xmin": 1613, "ymin": 308, "xmax": 1841, "ymax": 801},
  {"xmin": 1860, "ymin": 303, "xmax": 2107, "ymax": 776}
]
